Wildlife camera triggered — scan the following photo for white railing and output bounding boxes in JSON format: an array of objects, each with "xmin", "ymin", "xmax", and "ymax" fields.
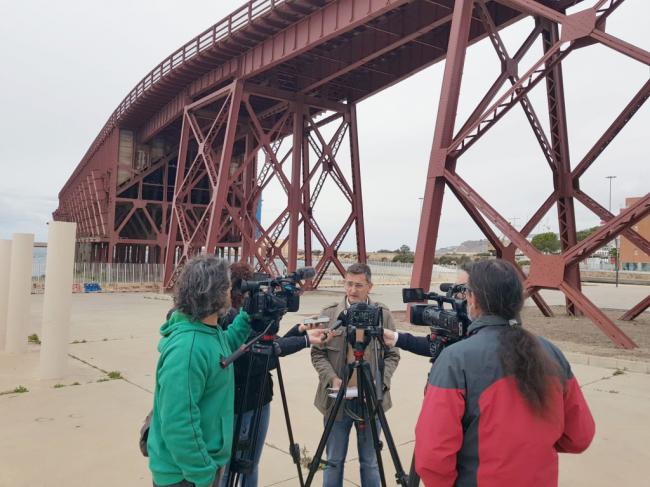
[
  {"xmin": 318, "ymin": 258, "xmax": 458, "ymax": 286},
  {"xmin": 31, "ymin": 257, "xmax": 460, "ymax": 292},
  {"xmin": 32, "ymin": 262, "xmax": 163, "ymax": 292}
]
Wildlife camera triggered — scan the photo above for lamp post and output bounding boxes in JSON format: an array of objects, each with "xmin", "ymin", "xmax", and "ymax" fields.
[{"xmin": 606, "ymin": 176, "xmax": 619, "ymax": 287}]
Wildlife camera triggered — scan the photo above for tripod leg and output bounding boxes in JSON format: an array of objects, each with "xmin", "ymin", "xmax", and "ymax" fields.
[
  {"xmin": 274, "ymin": 359, "xmax": 305, "ymax": 487},
  {"xmin": 358, "ymin": 368, "xmax": 387, "ymax": 487},
  {"xmin": 304, "ymin": 363, "xmax": 354, "ymax": 487},
  {"xmin": 225, "ymin": 352, "xmax": 254, "ymax": 487},
  {"xmin": 357, "ymin": 386, "xmax": 386, "ymax": 487},
  {"xmin": 225, "ymin": 346, "xmax": 273, "ymax": 487},
  {"xmin": 360, "ymin": 362, "xmax": 409, "ymax": 487},
  {"xmin": 407, "ymin": 452, "xmax": 420, "ymax": 487}
]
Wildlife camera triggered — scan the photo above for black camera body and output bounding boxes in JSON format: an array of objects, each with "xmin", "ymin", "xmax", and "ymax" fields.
[
  {"xmin": 239, "ymin": 267, "xmax": 314, "ymax": 334},
  {"xmin": 402, "ymin": 284, "xmax": 471, "ymax": 343},
  {"xmin": 333, "ymin": 302, "xmax": 385, "ymax": 354},
  {"xmin": 343, "ymin": 302, "xmax": 382, "ymax": 329}
]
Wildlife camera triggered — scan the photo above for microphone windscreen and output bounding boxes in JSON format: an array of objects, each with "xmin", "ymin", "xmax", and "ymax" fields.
[{"xmin": 295, "ymin": 267, "xmax": 316, "ymax": 280}]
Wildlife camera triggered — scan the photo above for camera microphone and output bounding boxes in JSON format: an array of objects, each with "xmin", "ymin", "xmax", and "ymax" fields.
[
  {"xmin": 293, "ymin": 267, "xmax": 315, "ymax": 281},
  {"xmin": 440, "ymin": 283, "xmax": 454, "ymax": 292}
]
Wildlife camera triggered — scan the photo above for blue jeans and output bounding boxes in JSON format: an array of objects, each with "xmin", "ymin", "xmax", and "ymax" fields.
[
  {"xmin": 323, "ymin": 402, "xmax": 381, "ymax": 487},
  {"xmin": 222, "ymin": 403, "xmax": 271, "ymax": 487}
]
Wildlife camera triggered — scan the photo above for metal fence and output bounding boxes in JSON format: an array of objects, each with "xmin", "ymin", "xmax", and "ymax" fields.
[
  {"xmin": 33, "ymin": 262, "xmax": 163, "ymax": 290},
  {"xmin": 32, "ymin": 257, "xmax": 646, "ymax": 293},
  {"xmin": 31, "ymin": 258, "xmax": 458, "ymax": 291},
  {"xmin": 318, "ymin": 258, "xmax": 457, "ymax": 285}
]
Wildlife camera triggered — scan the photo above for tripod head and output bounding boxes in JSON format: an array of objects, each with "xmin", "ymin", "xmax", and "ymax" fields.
[{"xmin": 335, "ymin": 302, "xmax": 386, "ymax": 359}]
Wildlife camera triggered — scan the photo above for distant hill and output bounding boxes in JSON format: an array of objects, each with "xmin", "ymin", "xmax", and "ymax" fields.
[{"xmin": 437, "ymin": 239, "xmax": 490, "ymax": 255}]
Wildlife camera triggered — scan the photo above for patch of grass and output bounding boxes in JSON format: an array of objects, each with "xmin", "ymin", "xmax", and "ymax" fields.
[
  {"xmin": 96, "ymin": 378, "xmax": 109, "ymax": 383},
  {"xmin": 107, "ymin": 371, "xmax": 123, "ymax": 380},
  {"xmin": 609, "ymin": 390, "xmax": 619, "ymax": 394},
  {"xmin": 28, "ymin": 334, "xmax": 41, "ymax": 345},
  {"xmin": 102, "ymin": 338, "xmax": 108, "ymax": 342},
  {"xmin": 53, "ymin": 382, "xmax": 81, "ymax": 389},
  {"xmin": 612, "ymin": 369, "xmax": 625, "ymax": 376},
  {"xmin": 300, "ymin": 446, "xmax": 324, "ymax": 471},
  {"xmin": 70, "ymin": 339, "xmax": 87, "ymax": 344},
  {"xmin": 0, "ymin": 386, "xmax": 29, "ymax": 396}
]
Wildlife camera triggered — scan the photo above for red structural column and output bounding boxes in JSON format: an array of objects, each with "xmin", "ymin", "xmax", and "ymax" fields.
[
  {"xmin": 349, "ymin": 104, "xmax": 367, "ymax": 263},
  {"xmin": 411, "ymin": 0, "xmax": 473, "ymax": 290},
  {"xmin": 543, "ymin": 20, "xmax": 582, "ymax": 315},
  {"xmin": 163, "ymin": 111, "xmax": 191, "ymax": 287},
  {"xmin": 205, "ymin": 81, "xmax": 244, "ymax": 254},
  {"xmin": 288, "ymin": 101, "xmax": 304, "ymax": 272},
  {"xmin": 302, "ymin": 124, "xmax": 313, "ymax": 282},
  {"xmin": 106, "ymin": 134, "xmax": 120, "ymax": 263},
  {"xmin": 240, "ymin": 131, "xmax": 257, "ymax": 268}
]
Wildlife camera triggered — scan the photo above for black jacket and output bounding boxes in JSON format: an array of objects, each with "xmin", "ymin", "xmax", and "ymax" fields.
[{"xmin": 221, "ymin": 308, "xmax": 310, "ymax": 413}]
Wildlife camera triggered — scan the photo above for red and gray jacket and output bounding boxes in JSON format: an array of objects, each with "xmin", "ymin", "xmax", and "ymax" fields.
[{"xmin": 414, "ymin": 315, "xmax": 595, "ymax": 487}]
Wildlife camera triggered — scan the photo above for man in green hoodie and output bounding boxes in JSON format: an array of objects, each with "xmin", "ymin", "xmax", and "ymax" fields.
[{"xmin": 148, "ymin": 256, "xmax": 251, "ymax": 487}]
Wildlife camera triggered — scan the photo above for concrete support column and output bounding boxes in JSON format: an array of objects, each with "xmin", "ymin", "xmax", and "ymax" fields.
[
  {"xmin": 0, "ymin": 240, "xmax": 12, "ymax": 351},
  {"xmin": 39, "ymin": 222, "xmax": 77, "ymax": 379},
  {"xmin": 5, "ymin": 233, "xmax": 34, "ymax": 353}
]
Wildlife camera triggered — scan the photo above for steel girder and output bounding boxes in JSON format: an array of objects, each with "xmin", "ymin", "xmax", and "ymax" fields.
[
  {"xmin": 411, "ymin": 0, "xmax": 649, "ymax": 349},
  {"xmin": 163, "ymin": 82, "xmax": 367, "ymax": 289}
]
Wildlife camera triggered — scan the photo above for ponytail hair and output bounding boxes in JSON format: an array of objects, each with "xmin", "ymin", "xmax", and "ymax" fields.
[{"xmin": 467, "ymin": 260, "xmax": 560, "ymax": 415}]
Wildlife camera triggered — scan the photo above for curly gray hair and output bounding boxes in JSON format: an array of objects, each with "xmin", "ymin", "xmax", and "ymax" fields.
[{"xmin": 173, "ymin": 255, "xmax": 231, "ymax": 321}]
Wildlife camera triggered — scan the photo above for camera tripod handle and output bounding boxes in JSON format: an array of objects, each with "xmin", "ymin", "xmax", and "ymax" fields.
[
  {"xmin": 220, "ymin": 345, "xmax": 247, "ymax": 368},
  {"xmin": 220, "ymin": 320, "xmax": 276, "ymax": 368}
]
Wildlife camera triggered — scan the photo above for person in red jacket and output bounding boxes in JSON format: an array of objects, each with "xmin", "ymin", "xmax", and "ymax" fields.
[{"xmin": 414, "ymin": 259, "xmax": 595, "ymax": 487}]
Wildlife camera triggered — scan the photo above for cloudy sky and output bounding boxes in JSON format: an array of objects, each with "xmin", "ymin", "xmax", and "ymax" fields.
[{"xmin": 1, "ymin": 0, "xmax": 648, "ymax": 251}]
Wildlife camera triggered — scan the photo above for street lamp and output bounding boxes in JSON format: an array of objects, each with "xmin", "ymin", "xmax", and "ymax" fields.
[{"xmin": 605, "ymin": 176, "xmax": 619, "ymax": 287}]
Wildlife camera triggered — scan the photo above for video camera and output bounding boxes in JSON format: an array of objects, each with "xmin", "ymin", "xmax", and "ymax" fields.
[
  {"xmin": 239, "ymin": 267, "xmax": 315, "ymax": 334},
  {"xmin": 402, "ymin": 283, "xmax": 471, "ymax": 343}
]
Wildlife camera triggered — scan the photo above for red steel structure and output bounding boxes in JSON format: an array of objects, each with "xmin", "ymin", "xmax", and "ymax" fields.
[{"xmin": 55, "ymin": 0, "xmax": 649, "ymax": 347}]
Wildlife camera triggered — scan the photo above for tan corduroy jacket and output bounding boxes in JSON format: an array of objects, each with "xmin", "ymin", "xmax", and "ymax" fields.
[{"xmin": 310, "ymin": 297, "xmax": 400, "ymax": 417}]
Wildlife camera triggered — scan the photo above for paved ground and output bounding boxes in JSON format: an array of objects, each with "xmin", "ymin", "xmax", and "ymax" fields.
[{"xmin": 0, "ymin": 283, "xmax": 648, "ymax": 486}]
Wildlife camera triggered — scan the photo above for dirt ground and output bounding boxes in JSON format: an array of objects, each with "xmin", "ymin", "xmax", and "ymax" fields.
[{"xmin": 393, "ymin": 306, "xmax": 650, "ymax": 361}]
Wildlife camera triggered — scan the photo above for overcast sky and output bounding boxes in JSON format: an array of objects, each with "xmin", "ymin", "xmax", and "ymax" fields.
[{"xmin": 1, "ymin": 0, "xmax": 648, "ymax": 251}]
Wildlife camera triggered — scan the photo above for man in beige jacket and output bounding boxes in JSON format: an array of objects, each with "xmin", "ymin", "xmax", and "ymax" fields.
[{"xmin": 311, "ymin": 263, "xmax": 400, "ymax": 487}]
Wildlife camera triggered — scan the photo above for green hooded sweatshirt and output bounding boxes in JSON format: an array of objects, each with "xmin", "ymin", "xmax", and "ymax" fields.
[{"xmin": 148, "ymin": 309, "xmax": 251, "ymax": 487}]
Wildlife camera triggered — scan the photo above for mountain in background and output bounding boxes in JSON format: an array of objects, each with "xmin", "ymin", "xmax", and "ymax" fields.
[{"xmin": 437, "ymin": 239, "xmax": 490, "ymax": 255}]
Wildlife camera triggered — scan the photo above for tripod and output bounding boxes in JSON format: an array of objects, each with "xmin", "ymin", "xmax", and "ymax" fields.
[
  {"xmin": 222, "ymin": 320, "xmax": 305, "ymax": 487},
  {"xmin": 305, "ymin": 326, "xmax": 409, "ymax": 487}
]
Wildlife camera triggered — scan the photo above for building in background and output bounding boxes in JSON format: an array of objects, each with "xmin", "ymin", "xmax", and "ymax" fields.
[{"xmin": 620, "ymin": 197, "xmax": 650, "ymax": 271}]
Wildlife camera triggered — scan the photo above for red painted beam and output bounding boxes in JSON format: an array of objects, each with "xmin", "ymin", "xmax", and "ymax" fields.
[{"xmin": 621, "ymin": 295, "xmax": 650, "ymax": 322}]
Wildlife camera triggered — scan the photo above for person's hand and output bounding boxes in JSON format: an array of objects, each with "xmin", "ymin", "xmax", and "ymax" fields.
[
  {"xmin": 331, "ymin": 377, "xmax": 343, "ymax": 390},
  {"xmin": 383, "ymin": 329, "xmax": 397, "ymax": 347},
  {"xmin": 299, "ymin": 320, "xmax": 325, "ymax": 333},
  {"xmin": 307, "ymin": 328, "xmax": 330, "ymax": 345}
]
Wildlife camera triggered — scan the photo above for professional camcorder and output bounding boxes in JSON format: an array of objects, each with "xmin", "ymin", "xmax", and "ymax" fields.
[
  {"xmin": 402, "ymin": 283, "xmax": 471, "ymax": 343},
  {"xmin": 239, "ymin": 267, "xmax": 315, "ymax": 334}
]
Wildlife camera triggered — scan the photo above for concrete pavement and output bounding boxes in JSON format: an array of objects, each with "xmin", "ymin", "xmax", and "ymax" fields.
[{"xmin": 0, "ymin": 284, "xmax": 648, "ymax": 486}]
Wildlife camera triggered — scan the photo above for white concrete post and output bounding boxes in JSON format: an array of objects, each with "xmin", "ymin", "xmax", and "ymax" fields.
[
  {"xmin": 39, "ymin": 222, "xmax": 77, "ymax": 379},
  {"xmin": 0, "ymin": 240, "xmax": 12, "ymax": 351},
  {"xmin": 5, "ymin": 233, "xmax": 34, "ymax": 353}
]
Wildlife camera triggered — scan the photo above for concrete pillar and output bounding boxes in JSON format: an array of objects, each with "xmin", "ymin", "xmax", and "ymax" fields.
[
  {"xmin": 39, "ymin": 222, "xmax": 77, "ymax": 379},
  {"xmin": 0, "ymin": 240, "xmax": 12, "ymax": 351},
  {"xmin": 5, "ymin": 233, "xmax": 34, "ymax": 353}
]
